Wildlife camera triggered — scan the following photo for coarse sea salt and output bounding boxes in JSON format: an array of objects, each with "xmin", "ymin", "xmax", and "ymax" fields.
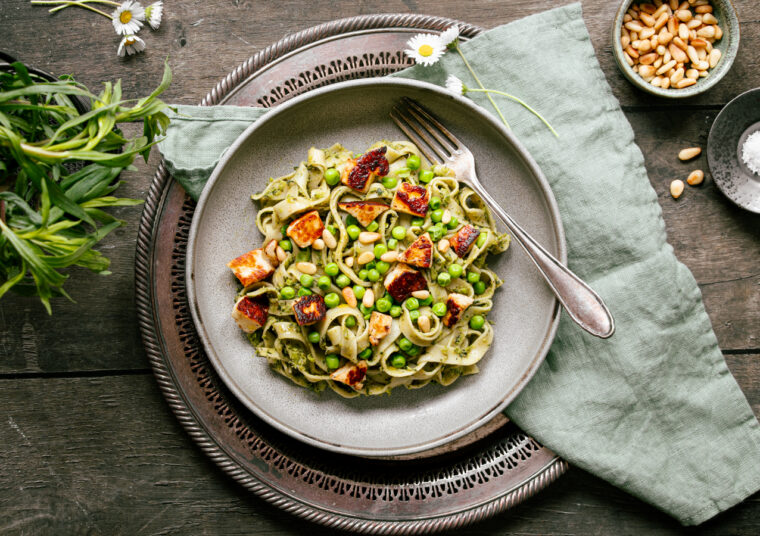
[{"xmin": 742, "ymin": 131, "xmax": 760, "ymax": 175}]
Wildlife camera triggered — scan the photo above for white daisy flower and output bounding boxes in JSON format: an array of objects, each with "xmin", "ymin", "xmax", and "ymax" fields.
[
  {"xmin": 112, "ymin": 0, "xmax": 145, "ymax": 36},
  {"xmin": 404, "ymin": 33, "xmax": 446, "ymax": 67},
  {"xmin": 145, "ymin": 1, "xmax": 163, "ymax": 30},
  {"xmin": 445, "ymin": 75, "xmax": 466, "ymax": 96},
  {"xmin": 118, "ymin": 35, "xmax": 146, "ymax": 57},
  {"xmin": 439, "ymin": 25, "xmax": 460, "ymax": 47}
]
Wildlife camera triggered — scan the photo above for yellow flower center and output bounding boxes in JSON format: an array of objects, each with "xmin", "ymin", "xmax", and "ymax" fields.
[
  {"xmin": 418, "ymin": 44, "xmax": 434, "ymax": 57},
  {"xmin": 120, "ymin": 10, "xmax": 132, "ymax": 24},
  {"xmin": 125, "ymin": 37, "xmax": 136, "ymax": 45}
]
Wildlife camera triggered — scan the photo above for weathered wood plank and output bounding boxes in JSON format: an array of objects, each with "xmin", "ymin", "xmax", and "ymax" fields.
[{"xmin": 0, "ymin": 371, "xmax": 756, "ymax": 535}]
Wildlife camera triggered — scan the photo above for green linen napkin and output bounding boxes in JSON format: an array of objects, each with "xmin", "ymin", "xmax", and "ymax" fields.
[{"xmin": 158, "ymin": 3, "xmax": 760, "ymax": 525}]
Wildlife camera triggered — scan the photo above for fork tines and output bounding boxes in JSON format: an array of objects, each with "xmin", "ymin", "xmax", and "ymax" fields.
[{"xmin": 390, "ymin": 98, "xmax": 462, "ymax": 166}]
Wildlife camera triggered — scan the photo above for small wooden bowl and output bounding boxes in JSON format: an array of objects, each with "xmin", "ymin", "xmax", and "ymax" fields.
[{"xmin": 612, "ymin": 0, "xmax": 740, "ymax": 98}]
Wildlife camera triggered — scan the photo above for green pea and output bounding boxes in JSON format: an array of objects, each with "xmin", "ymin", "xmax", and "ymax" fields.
[
  {"xmin": 448, "ymin": 264, "xmax": 463, "ymax": 278},
  {"xmin": 387, "ymin": 238, "xmax": 398, "ymax": 250},
  {"xmin": 366, "ymin": 221, "xmax": 379, "ymax": 232},
  {"xmin": 279, "ymin": 239, "xmax": 292, "ymax": 252},
  {"xmin": 391, "ymin": 226, "xmax": 407, "ymax": 240},
  {"xmin": 437, "ymin": 272, "xmax": 451, "ymax": 287},
  {"xmin": 477, "ymin": 231, "xmax": 488, "ymax": 248},
  {"xmin": 374, "ymin": 244, "xmax": 387, "ymax": 259},
  {"xmin": 428, "ymin": 224, "xmax": 445, "ymax": 242},
  {"xmin": 467, "ymin": 272, "xmax": 481, "ymax": 284},
  {"xmin": 420, "ymin": 295, "xmax": 433, "ymax": 306},
  {"xmin": 280, "ymin": 286, "xmax": 295, "ymax": 299},
  {"xmin": 300, "ymin": 274, "xmax": 314, "ymax": 287},
  {"xmin": 398, "ymin": 337, "xmax": 413, "ymax": 352},
  {"xmin": 324, "ymin": 168, "xmax": 340, "ymax": 186},
  {"xmin": 474, "ymin": 281, "xmax": 487, "ymax": 295},
  {"xmin": 376, "ymin": 297, "xmax": 392, "ymax": 312},
  {"xmin": 411, "ymin": 217, "xmax": 425, "ymax": 227},
  {"xmin": 447, "ymin": 216, "xmax": 459, "ymax": 229},
  {"xmin": 359, "ymin": 348, "xmax": 373, "ymax": 360},
  {"xmin": 353, "ymin": 285, "xmax": 366, "ymax": 300},
  {"xmin": 367, "ymin": 269, "xmax": 380, "ymax": 282},
  {"xmin": 375, "ymin": 261, "xmax": 390, "ymax": 275},
  {"xmin": 324, "ymin": 292, "xmax": 341, "ymax": 308},
  {"xmin": 358, "ymin": 269, "xmax": 369, "ymax": 280},
  {"xmin": 297, "ymin": 288, "xmax": 312, "ymax": 296},
  {"xmin": 430, "ymin": 209, "xmax": 444, "ymax": 223},
  {"xmin": 419, "ymin": 169, "xmax": 435, "ymax": 184},
  {"xmin": 429, "ymin": 196, "xmax": 441, "ymax": 210},
  {"xmin": 404, "ymin": 297, "xmax": 419, "ymax": 311},
  {"xmin": 391, "ymin": 354, "xmax": 407, "ymax": 368},
  {"xmin": 345, "ymin": 316, "xmax": 357, "ymax": 328},
  {"xmin": 335, "ymin": 274, "xmax": 351, "ymax": 288},
  {"xmin": 325, "ymin": 263, "xmax": 339, "ymax": 277},
  {"xmin": 360, "ymin": 304, "xmax": 374, "ymax": 315},
  {"xmin": 406, "ymin": 345, "xmax": 420, "ymax": 357},
  {"xmin": 280, "ymin": 225, "xmax": 288, "ymax": 236},
  {"xmin": 325, "ymin": 354, "xmax": 340, "ymax": 370},
  {"xmin": 389, "ymin": 305, "xmax": 402, "ymax": 318},
  {"xmin": 347, "ymin": 225, "xmax": 361, "ymax": 240},
  {"xmin": 346, "ymin": 215, "xmax": 359, "ymax": 227},
  {"xmin": 308, "ymin": 331, "xmax": 320, "ymax": 344},
  {"xmin": 317, "ymin": 276, "xmax": 332, "ymax": 290},
  {"xmin": 382, "ymin": 175, "xmax": 398, "ymax": 189},
  {"xmin": 406, "ymin": 154, "xmax": 421, "ymax": 170},
  {"xmin": 469, "ymin": 315, "xmax": 486, "ymax": 330},
  {"xmin": 326, "ymin": 224, "xmax": 337, "ymax": 236},
  {"xmin": 432, "ymin": 302, "xmax": 447, "ymax": 317},
  {"xmin": 409, "ymin": 310, "xmax": 421, "ymax": 322}
]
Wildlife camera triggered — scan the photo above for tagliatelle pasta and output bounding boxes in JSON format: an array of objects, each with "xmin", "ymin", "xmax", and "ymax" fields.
[{"xmin": 226, "ymin": 140, "xmax": 511, "ymax": 398}]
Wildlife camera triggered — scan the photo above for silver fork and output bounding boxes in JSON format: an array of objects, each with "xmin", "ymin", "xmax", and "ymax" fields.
[{"xmin": 391, "ymin": 98, "xmax": 614, "ymax": 339}]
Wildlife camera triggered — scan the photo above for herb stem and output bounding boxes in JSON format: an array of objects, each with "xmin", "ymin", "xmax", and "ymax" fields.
[
  {"xmin": 466, "ymin": 89, "xmax": 558, "ymax": 138},
  {"xmin": 32, "ymin": 0, "xmax": 113, "ymax": 18},
  {"xmin": 454, "ymin": 42, "xmax": 510, "ymax": 130}
]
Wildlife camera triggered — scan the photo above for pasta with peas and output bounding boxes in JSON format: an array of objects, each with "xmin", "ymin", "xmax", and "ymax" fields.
[{"xmin": 225, "ymin": 140, "xmax": 511, "ymax": 398}]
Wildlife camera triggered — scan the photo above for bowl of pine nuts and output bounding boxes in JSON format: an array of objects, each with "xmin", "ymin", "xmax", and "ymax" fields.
[{"xmin": 613, "ymin": 0, "xmax": 740, "ymax": 97}]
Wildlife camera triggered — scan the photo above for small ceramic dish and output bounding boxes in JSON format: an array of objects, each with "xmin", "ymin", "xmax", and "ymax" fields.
[
  {"xmin": 612, "ymin": 0, "xmax": 740, "ymax": 98},
  {"xmin": 707, "ymin": 87, "xmax": 760, "ymax": 213}
]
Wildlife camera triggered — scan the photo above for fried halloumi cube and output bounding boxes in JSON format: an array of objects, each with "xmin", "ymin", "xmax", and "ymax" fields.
[
  {"xmin": 338, "ymin": 200, "xmax": 389, "ymax": 227},
  {"xmin": 398, "ymin": 232, "xmax": 433, "ymax": 268},
  {"xmin": 227, "ymin": 248, "xmax": 278, "ymax": 287},
  {"xmin": 231, "ymin": 296, "xmax": 269, "ymax": 333},
  {"xmin": 286, "ymin": 210, "xmax": 325, "ymax": 248},
  {"xmin": 383, "ymin": 262, "xmax": 427, "ymax": 302},
  {"xmin": 448, "ymin": 224, "xmax": 480, "ymax": 258},
  {"xmin": 330, "ymin": 360, "xmax": 368, "ymax": 390},
  {"xmin": 368, "ymin": 312, "xmax": 392, "ymax": 346},
  {"xmin": 391, "ymin": 182, "xmax": 429, "ymax": 217},
  {"xmin": 292, "ymin": 294, "xmax": 327, "ymax": 326},
  {"xmin": 341, "ymin": 147, "xmax": 390, "ymax": 193},
  {"xmin": 442, "ymin": 293, "xmax": 474, "ymax": 328}
]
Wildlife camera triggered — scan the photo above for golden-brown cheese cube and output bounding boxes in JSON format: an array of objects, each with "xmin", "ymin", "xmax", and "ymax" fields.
[
  {"xmin": 330, "ymin": 360, "xmax": 368, "ymax": 390},
  {"xmin": 448, "ymin": 224, "xmax": 479, "ymax": 257},
  {"xmin": 338, "ymin": 201, "xmax": 390, "ymax": 227},
  {"xmin": 442, "ymin": 293, "xmax": 474, "ymax": 328},
  {"xmin": 398, "ymin": 232, "xmax": 433, "ymax": 268},
  {"xmin": 227, "ymin": 248, "xmax": 277, "ymax": 287},
  {"xmin": 286, "ymin": 210, "xmax": 325, "ymax": 248},
  {"xmin": 383, "ymin": 262, "xmax": 427, "ymax": 302},
  {"xmin": 231, "ymin": 296, "xmax": 269, "ymax": 333},
  {"xmin": 340, "ymin": 147, "xmax": 390, "ymax": 193},
  {"xmin": 391, "ymin": 182, "xmax": 429, "ymax": 217},
  {"xmin": 292, "ymin": 294, "xmax": 327, "ymax": 326},
  {"xmin": 368, "ymin": 312, "xmax": 392, "ymax": 346}
]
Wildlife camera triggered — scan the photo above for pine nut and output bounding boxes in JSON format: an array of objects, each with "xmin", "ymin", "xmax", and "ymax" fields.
[
  {"xmin": 654, "ymin": 4, "xmax": 669, "ymax": 18},
  {"xmin": 687, "ymin": 170, "xmax": 704, "ymax": 186},
  {"xmin": 295, "ymin": 261, "xmax": 317, "ymax": 274},
  {"xmin": 654, "ymin": 12, "xmax": 669, "ymax": 29},
  {"xmin": 673, "ymin": 36, "xmax": 688, "ymax": 51},
  {"xmin": 695, "ymin": 4, "xmax": 712, "ymax": 13},
  {"xmin": 640, "ymin": 65, "xmax": 656, "ymax": 78},
  {"xmin": 322, "ymin": 229, "xmax": 337, "ymax": 249},
  {"xmin": 670, "ymin": 179, "xmax": 685, "ymax": 198},
  {"xmin": 411, "ymin": 290, "xmax": 430, "ymax": 300},
  {"xmin": 695, "ymin": 60, "xmax": 709, "ymax": 70},
  {"xmin": 669, "ymin": 44, "xmax": 687, "ymax": 63},
  {"xmin": 708, "ymin": 49, "xmax": 721, "ymax": 68},
  {"xmin": 362, "ymin": 289, "xmax": 375, "ymax": 308},
  {"xmin": 638, "ymin": 40, "xmax": 652, "ymax": 53},
  {"xmin": 659, "ymin": 29, "xmax": 673, "ymax": 44},
  {"xmin": 418, "ymin": 315, "xmax": 431, "ymax": 333},
  {"xmin": 678, "ymin": 147, "xmax": 701, "ymax": 160},
  {"xmin": 312, "ymin": 238, "xmax": 325, "ymax": 251},
  {"xmin": 675, "ymin": 9, "xmax": 692, "ymax": 22},
  {"xmin": 625, "ymin": 21, "xmax": 644, "ymax": 32},
  {"xmin": 264, "ymin": 239, "xmax": 278, "ymax": 261},
  {"xmin": 698, "ymin": 70, "xmax": 709, "ymax": 78},
  {"xmin": 276, "ymin": 246, "xmax": 288, "ymax": 262},
  {"xmin": 675, "ymin": 78, "xmax": 696, "ymax": 88},
  {"xmin": 342, "ymin": 287, "xmax": 357, "ymax": 307},
  {"xmin": 696, "ymin": 25, "xmax": 715, "ymax": 38},
  {"xmin": 656, "ymin": 59, "xmax": 676, "ymax": 75},
  {"xmin": 687, "ymin": 45, "xmax": 700, "ymax": 65},
  {"xmin": 640, "ymin": 53, "xmax": 657, "ymax": 65},
  {"xmin": 661, "ymin": 76, "xmax": 671, "ymax": 89},
  {"xmin": 651, "ymin": 76, "xmax": 662, "ymax": 87},
  {"xmin": 380, "ymin": 251, "xmax": 398, "ymax": 263},
  {"xmin": 686, "ymin": 19, "xmax": 702, "ymax": 29},
  {"xmin": 358, "ymin": 231, "xmax": 381, "ymax": 244},
  {"xmin": 622, "ymin": 34, "xmax": 631, "ymax": 48},
  {"xmin": 670, "ymin": 67, "xmax": 684, "ymax": 84},
  {"xmin": 345, "ymin": 256, "xmax": 354, "ymax": 267},
  {"xmin": 667, "ymin": 15, "xmax": 677, "ymax": 34},
  {"xmin": 714, "ymin": 24, "xmax": 722, "ymax": 40},
  {"xmin": 685, "ymin": 68, "xmax": 699, "ymax": 79},
  {"xmin": 702, "ymin": 13, "xmax": 717, "ymax": 24},
  {"xmin": 626, "ymin": 46, "xmax": 640, "ymax": 59},
  {"xmin": 640, "ymin": 13, "xmax": 656, "ymax": 27},
  {"xmin": 668, "ymin": 0, "xmax": 678, "ymax": 11},
  {"xmin": 357, "ymin": 251, "xmax": 375, "ymax": 265},
  {"xmin": 438, "ymin": 239, "xmax": 451, "ymax": 253}
]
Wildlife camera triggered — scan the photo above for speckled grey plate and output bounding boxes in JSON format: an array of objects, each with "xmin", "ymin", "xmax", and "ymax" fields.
[
  {"xmin": 187, "ymin": 78, "xmax": 565, "ymax": 457},
  {"xmin": 707, "ymin": 87, "xmax": 760, "ymax": 213}
]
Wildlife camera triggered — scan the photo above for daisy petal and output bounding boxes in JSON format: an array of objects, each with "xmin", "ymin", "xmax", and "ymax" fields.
[
  {"xmin": 404, "ymin": 33, "xmax": 446, "ymax": 66},
  {"xmin": 145, "ymin": 1, "xmax": 163, "ymax": 30},
  {"xmin": 112, "ymin": 0, "xmax": 146, "ymax": 36},
  {"xmin": 439, "ymin": 25, "xmax": 460, "ymax": 46}
]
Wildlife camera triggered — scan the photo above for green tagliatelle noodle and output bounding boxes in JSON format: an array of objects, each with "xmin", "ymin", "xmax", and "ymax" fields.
[{"xmin": 241, "ymin": 141, "xmax": 510, "ymax": 398}]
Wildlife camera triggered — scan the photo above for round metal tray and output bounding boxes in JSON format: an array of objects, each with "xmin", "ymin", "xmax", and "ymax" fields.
[{"xmin": 134, "ymin": 13, "xmax": 567, "ymax": 533}]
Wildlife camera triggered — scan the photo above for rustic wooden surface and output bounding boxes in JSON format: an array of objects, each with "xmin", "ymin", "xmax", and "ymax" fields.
[{"xmin": 0, "ymin": 0, "xmax": 758, "ymax": 534}]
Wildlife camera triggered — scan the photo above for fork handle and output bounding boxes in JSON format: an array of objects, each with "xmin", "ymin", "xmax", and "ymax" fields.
[{"xmin": 468, "ymin": 182, "xmax": 615, "ymax": 339}]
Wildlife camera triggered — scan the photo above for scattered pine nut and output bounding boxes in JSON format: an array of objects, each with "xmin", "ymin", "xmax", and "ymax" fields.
[
  {"xmin": 322, "ymin": 229, "xmax": 337, "ymax": 249},
  {"xmin": 295, "ymin": 261, "xmax": 317, "ymax": 275},
  {"xmin": 438, "ymin": 239, "xmax": 451, "ymax": 253},
  {"xmin": 276, "ymin": 246, "xmax": 288, "ymax": 262},
  {"xmin": 362, "ymin": 289, "xmax": 375, "ymax": 308},
  {"xmin": 380, "ymin": 251, "xmax": 398, "ymax": 263},
  {"xmin": 678, "ymin": 147, "xmax": 702, "ymax": 160},
  {"xmin": 357, "ymin": 251, "xmax": 375, "ymax": 265},
  {"xmin": 312, "ymin": 238, "xmax": 325, "ymax": 251},
  {"xmin": 358, "ymin": 231, "xmax": 381, "ymax": 244},
  {"xmin": 342, "ymin": 287, "xmax": 357, "ymax": 307},
  {"xmin": 345, "ymin": 256, "xmax": 354, "ymax": 267},
  {"xmin": 687, "ymin": 169, "xmax": 704, "ymax": 185},
  {"xmin": 670, "ymin": 179, "xmax": 685, "ymax": 198},
  {"xmin": 411, "ymin": 290, "xmax": 430, "ymax": 300},
  {"xmin": 418, "ymin": 315, "xmax": 431, "ymax": 333}
]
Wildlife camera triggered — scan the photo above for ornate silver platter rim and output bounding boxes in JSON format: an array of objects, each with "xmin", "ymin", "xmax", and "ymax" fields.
[{"xmin": 134, "ymin": 13, "xmax": 568, "ymax": 534}]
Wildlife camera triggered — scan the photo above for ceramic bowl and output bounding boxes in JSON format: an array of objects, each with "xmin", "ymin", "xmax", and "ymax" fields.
[{"xmin": 612, "ymin": 0, "xmax": 740, "ymax": 98}]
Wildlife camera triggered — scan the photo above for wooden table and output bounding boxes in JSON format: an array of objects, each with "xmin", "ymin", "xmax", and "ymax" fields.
[{"xmin": 1, "ymin": 0, "xmax": 758, "ymax": 533}]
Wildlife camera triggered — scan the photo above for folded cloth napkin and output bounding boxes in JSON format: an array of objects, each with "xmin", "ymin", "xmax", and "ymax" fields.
[{"xmin": 158, "ymin": 3, "xmax": 760, "ymax": 525}]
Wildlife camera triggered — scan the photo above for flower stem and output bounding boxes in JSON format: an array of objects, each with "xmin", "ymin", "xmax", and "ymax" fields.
[
  {"xmin": 467, "ymin": 89, "xmax": 558, "ymax": 138},
  {"xmin": 31, "ymin": 0, "xmax": 114, "ymax": 18},
  {"xmin": 454, "ymin": 42, "xmax": 509, "ymax": 130}
]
